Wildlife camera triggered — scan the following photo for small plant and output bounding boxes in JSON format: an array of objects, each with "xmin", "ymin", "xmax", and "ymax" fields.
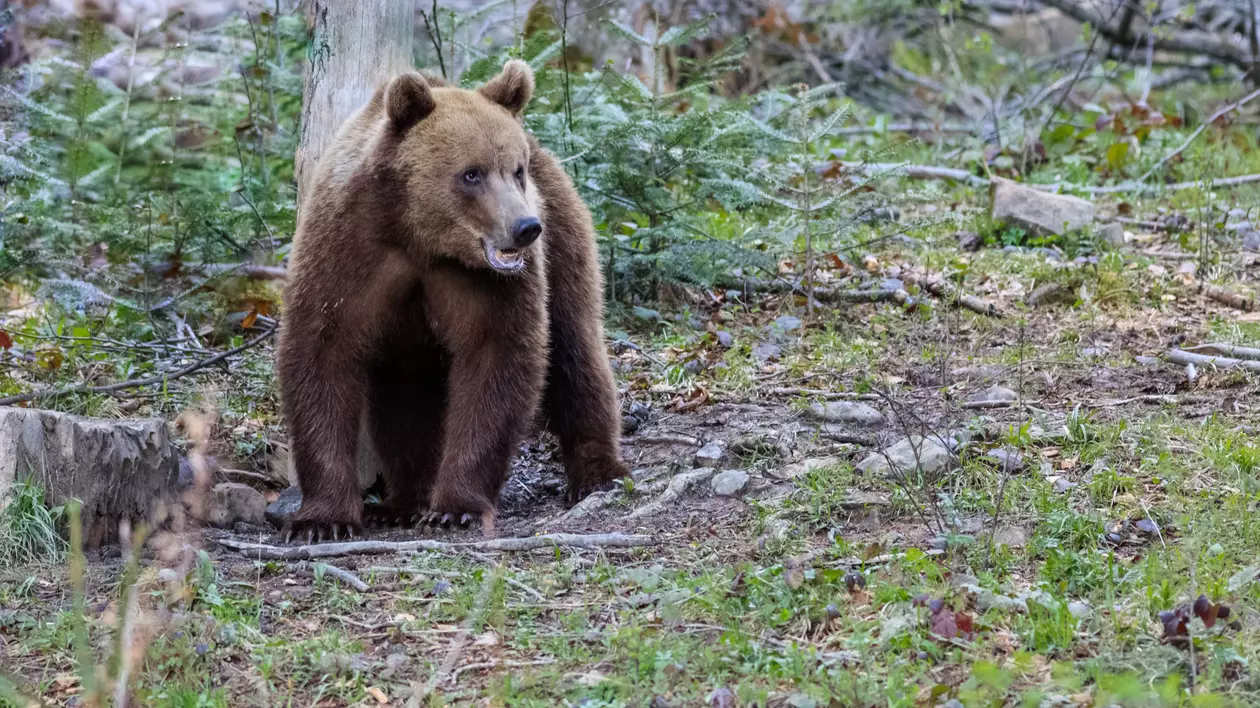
[{"xmin": 0, "ymin": 479, "xmax": 66, "ymax": 566}]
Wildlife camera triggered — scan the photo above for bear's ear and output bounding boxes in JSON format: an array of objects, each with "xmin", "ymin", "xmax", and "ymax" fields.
[
  {"xmin": 478, "ymin": 59, "xmax": 534, "ymax": 117},
  {"xmin": 385, "ymin": 72, "xmax": 435, "ymax": 132}
]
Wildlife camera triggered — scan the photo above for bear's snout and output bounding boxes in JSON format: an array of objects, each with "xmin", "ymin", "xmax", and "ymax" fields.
[{"xmin": 511, "ymin": 217, "xmax": 542, "ymax": 249}]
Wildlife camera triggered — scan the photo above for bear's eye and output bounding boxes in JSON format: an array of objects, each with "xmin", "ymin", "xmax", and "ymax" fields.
[
  {"xmin": 514, "ymin": 165, "xmax": 525, "ymax": 185},
  {"xmin": 462, "ymin": 168, "xmax": 483, "ymax": 185}
]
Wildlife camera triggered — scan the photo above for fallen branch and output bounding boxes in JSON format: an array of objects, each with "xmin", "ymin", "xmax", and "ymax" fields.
[
  {"xmin": 959, "ymin": 400, "xmax": 1018, "ymax": 410},
  {"xmin": 217, "ymin": 532, "xmax": 658, "ymax": 560},
  {"xmin": 1166, "ymin": 349, "xmax": 1260, "ymax": 373},
  {"xmin": 1183, "ymin": 343, "xmax": 1260, "ymax": 360},
  {"xmin": 313, "ymin": 562, "xmax": 369, "ymax": 592},
  {"xmin": 1086, "ymin": 394, "xmax": 1213, "ymax": 407},
  {"xmin": 1200, "ymin": 283, "xmax": 1257, "ymax": 311},
  {"xmin": 767, "ymin": 387, "xmax": 882, "ymax": 401},
  {"xmin": 815, "ymin": 287, "xmax": 912, "ymax": 306},
  {"xmin": 1139, "ymin": 87, "xmax": 1260, "ymax": 184},
  {"xmin": 905, "ymin": 275, "xmax": 1002, "ymax": 317},
  {"xmin": 1039, "ymin": 0, "xmax": 1253, "ymax": 72},
  {"xmin": 0, "ymin": 326, "xmax": 278, "ymax": 407},
  {"xmin": 848, "ymin": 160, "xmax": 1260, "ymax": 196},
  {"xmin": 450, "ymin": 658, "xmax": 556, "ymax": 684},
  {"xmin": 626, "ymin": 433, "xmax": 701, "ymax": 447},
  {"xmin": 847, "ymin": 161, "xmax": 989, "ymax": 187}
]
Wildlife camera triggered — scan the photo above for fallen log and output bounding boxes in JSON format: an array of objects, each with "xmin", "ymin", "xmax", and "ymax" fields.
[{"xmin": 1166, "ymin": 349, "xmax": 1260, "ymax": 373}]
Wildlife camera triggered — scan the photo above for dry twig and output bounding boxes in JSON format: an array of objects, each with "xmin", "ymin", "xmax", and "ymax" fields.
[
  {"xmin": 0, "ymin": 326, "xmax": 277, "ymax": 406},
  {"xmin": 217, "ymin": 532, "xmax": 658, "ymax": 560}
]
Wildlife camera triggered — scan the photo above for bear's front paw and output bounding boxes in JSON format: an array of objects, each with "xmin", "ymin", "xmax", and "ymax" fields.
[
  {"xmin": 278, "ymin": 518, "xmax": 362, "ymax": 544},
  {"xmin": 565, "ymin": 456, "xmax": 631, "ymax": 506}
]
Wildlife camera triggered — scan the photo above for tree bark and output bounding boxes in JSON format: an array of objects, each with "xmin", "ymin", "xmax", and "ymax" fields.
[{"xmin": 295, "ymin": 0, "xmax": 414, "ymax": 206}]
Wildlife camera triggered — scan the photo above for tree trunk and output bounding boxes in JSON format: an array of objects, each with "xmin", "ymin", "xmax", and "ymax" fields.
[{"xmin": 295, "ymin": 0, "xmax": 414, "ymax": 205}]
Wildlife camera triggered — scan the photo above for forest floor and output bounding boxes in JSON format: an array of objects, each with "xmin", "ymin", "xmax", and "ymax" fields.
[{"xmin": 7, "ymin": 214, "xmax": 1260, "ymax": 707}]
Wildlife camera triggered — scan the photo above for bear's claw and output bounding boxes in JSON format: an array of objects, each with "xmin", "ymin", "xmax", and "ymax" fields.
[{"xmin": 279, "ymin": 520, "xmax": 361, "ymax": 545}]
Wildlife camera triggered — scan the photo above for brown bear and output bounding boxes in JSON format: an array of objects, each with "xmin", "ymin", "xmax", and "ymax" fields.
[{"xmin": 277, "ymin": 60, "xmax": 629, "ymax": 542}]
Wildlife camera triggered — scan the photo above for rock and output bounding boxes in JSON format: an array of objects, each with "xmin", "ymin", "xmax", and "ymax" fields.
[
  {"xmin": 627, "ymin": 468, "xmax": 715, "ymax": 519},
  {"xmin": 752, "ymin": 342, "xmax": 781, "ymax": 363},
  {"xmin": 770, "ymin": 315, "xmax": 802, "ymax": 333},
  {"xmin": 984, "ymin": 447, "xmax": 1025, "ymax": 473},
  {"xmin": 0, "ymin": 408, "xmax": 178, "ymax": 545},
  {"xmin": 806, "ymin": 401, "xmax": 885, "ymax": 427},
  {"xmin": 990, "ymin": 177, "xmax": 1094, "ymax": 235},
  {"xmin": 991, "ymin": 525, "xmax": 1029, "ymax": 548},
  {"xmin": 633, "ymin": 306, "xmax": 662, "ymax": 324},
  {"xmin": 969, "ymin": 385, "xmax": 1018, "ymax": 404},
  {"xmin": 1051, "ymin": 476, "xmax": 1077, "ymax": 494},
  {"xmin": 621, "ymin": 415, "xmax": 641, "ymax": 434},
  {"xmin": 857, "ymin": 436, "xmax": 954, "ymax": 478},
  {"xmin": 629, "ymin": 401, "xmax": 651, "ymax": 420},
  {"xmin": 955, "ymin": 230, "xmax": 983, "ymax": 251},
  {"xmin": 208, "ymin": 482, "xmax": 265, "ymax": 529},
  {"xmin": 683, "ymin": 359, "xmax": 705, "ymax": 375},
  {"xmin": 694, "ymin": 442, "xmax": 727, "ymax": 467},
  {"xmin": 711, "ymin": 470, "xmax": 750, "ymax": 497},
  {"xmin": 1027, "ymin": 282, "xmax": 1070, "ymax": 307},
  {"xmin": 951, "ymin": 365, "xmax": 1001, "ymax": 383},
  {"xmin": 715, "ymin": 330, "xmax": 733, "ymax": 347},
  {"xmin": 1098, "ymin": 222, "xmax": 1125, "ymax": 246},
  {"xmin": 1068, "ymin": 601, "xmax": 1092, "ymax": 619},
  {"xmin": 264, "ymin": 485, "xmax": 303, "ymax": 528},
  {"xmin": 777, "ymin": 457, "xmax": 842, "ymax": 479},
  {"xmin": 729, "ymin": 432, "xmax": 782, "ymax": 459}
]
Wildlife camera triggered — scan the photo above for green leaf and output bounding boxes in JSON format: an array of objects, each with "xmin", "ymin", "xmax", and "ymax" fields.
[
  {"xmin": 605, "ymin": 19, "xmax": 653, "ymax": 47},
  {"xmin": 1048, "ymin": 123, "xmax": 1076, "ymax": 143},
  {"xmin": 742, "ymin": 115, "xmax": 793, "ymax": 143},
  {"xmin": 1105, "ymin": 141, "xmax": 1130, "ymax": 169},
  {"xmin": 526, "ymin": 40, "xmax": 563, "ymax": 70},
  {"xmin": 809, "ymin": 102, "xmax": 853, "ymax": 143}
]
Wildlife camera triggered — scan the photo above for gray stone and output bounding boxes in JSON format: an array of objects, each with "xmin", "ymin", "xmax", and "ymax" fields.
[
  {"xmin": 627, "ymin": 468, "xmax": 715, "ymax": 519},
  {"xmin": 956, "ymin": 230, "xmax": 983, "ymax": 251},
  {"xmin": 1098, "ymin": 222, "xmax": 1125, "ymax": 246},
  {"xmin": 991, "ymin": 525, "xmax": 1029, "ymax": 548},
  {"xmin": 711, "ymin": 469, "xmax": 750, "ymax": 497},
  {"xmin": 990, "ymin": 177, "xmax": 1094, "ymax": 235},
  {"xmin": 694, "ymin": 442, "xmax": 727, "ymax": 467},
  {"xmin": 715, "ymin": 330, "xmax": 733, "ymax": 347},
  {"xmin": 985, "ymin": 447, "xmax": 1025, "ymax": 473},
  {"xmin": 621, "ymin": 415, "xmax": 640, "ymax": 434},
  {"xmin": 1052, "ymin": 477, "xmax": 1077, "ymax": 494},
  {"xmin": 729, "ymin": 432, "xmax": 782, "ymax": 459},
  {"xmin": 633, "ymin": 306, "xmax": 662, "ymax": 323},
  {"xmin": 265, "ymin": 485, "xmax": 303, "ymax": 528},
  {"xmin": 771, "ymin": 315, "xmax": 802, "ymax": 333},
  {"xmin": 806, "ymin": 401, "xmax": 884, "ymax": 427},
  {"xmin": 776, "ymin": 456, "xmax": 842, "ymax": 479},
  {"xmin": 752, "ymin": 342, "xmax": 781, "ymax": 363},
  {"xmin": 857, "ymin": 436, "xmax": 954, "ymax": 478},
  {"xmin": 969, "ymin": 385, "xmax": 1018, "ymax": 404},
  {"xmin": 1068, "ymin": 601, "xmax": 1092, "ymax": 619},
  {"xmin": 0, "ymin": 408, "xmax": 178, "ymax": 545},
  {"xmin": 208, "ymin": 482, "xmax": 265, "ymax": 529},
  {"xmin": 951, "ymin": 365, "xmax": 1001, "ymax": 383}
]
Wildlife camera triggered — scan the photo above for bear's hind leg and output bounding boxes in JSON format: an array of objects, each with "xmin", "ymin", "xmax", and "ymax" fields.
[{"xmin": 363, "ymin": 341, "xmax": 448, "ymax": 527}]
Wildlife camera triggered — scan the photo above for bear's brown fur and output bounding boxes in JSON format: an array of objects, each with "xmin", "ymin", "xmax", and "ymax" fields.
[{"xmin": 278, "ymin": 61, "xmax": 628, "ymax": 541}]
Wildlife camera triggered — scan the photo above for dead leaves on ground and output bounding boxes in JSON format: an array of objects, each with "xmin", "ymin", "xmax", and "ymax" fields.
[{"xmin": 1158, "ymin": 595, "xmax": 1239, "ymax": 648}]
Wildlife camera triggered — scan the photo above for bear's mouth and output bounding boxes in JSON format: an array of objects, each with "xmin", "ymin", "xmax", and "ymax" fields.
[{"xmin": 482, "ymin": 239, "xmax": 526, "ymax": 272}]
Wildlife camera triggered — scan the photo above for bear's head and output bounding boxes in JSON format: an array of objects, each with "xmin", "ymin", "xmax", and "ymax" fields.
[{"xmin": 380, "ymin": 60, "xmax": 542, "ymax": 274}]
